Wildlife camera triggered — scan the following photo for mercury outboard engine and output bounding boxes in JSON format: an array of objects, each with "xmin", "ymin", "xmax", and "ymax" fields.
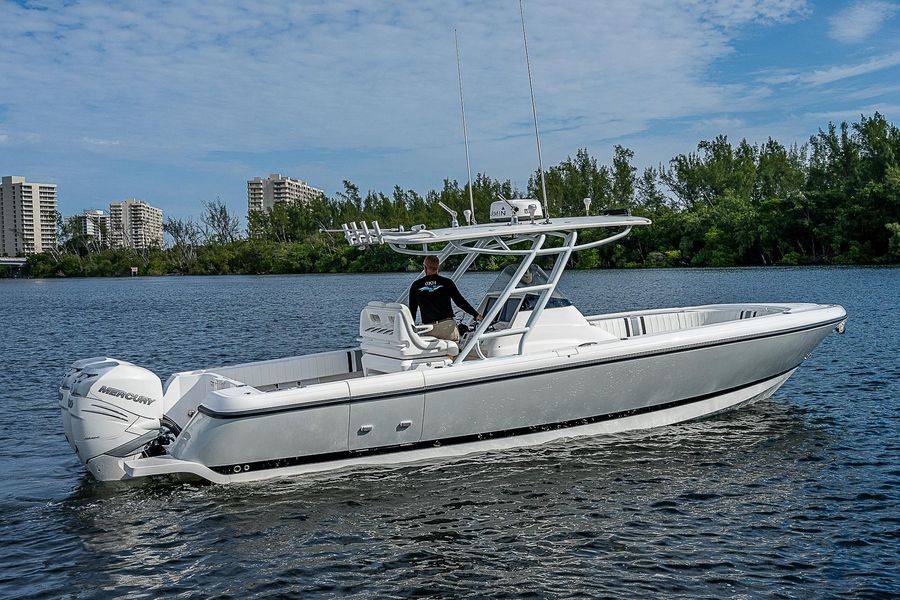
[{"xmin": 60, "ymin": 357, "xmax": 165, "ymax": 481}]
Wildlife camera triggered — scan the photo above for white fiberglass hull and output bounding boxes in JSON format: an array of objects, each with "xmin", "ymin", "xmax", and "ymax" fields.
[
  {"xmin": 112, "ymin": 302, "xmax": 844, "ymax": 484},
  {"xmin": 127, "ymin": 368, "xmax": 795, "ymax": 484}
]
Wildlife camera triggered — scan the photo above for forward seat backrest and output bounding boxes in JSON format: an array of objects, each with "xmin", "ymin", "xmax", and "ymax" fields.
[
  {"xmin": 591, "ymin": 308, "xmax": 757, "ymax": 338},
  {"xmin": 642, "ymin": 311, "xmax": 704, "ymax": 335}
]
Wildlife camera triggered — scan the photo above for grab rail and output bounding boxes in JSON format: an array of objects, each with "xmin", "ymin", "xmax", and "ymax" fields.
[{"xmin": 478, "ymin": 327, "xmax": 530, "ymax": 340}]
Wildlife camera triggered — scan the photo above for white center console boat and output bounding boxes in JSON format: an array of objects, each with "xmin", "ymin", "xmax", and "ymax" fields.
[{"xmin": 59, "ymin": 205, "xmax": 847, "ymax": 483}]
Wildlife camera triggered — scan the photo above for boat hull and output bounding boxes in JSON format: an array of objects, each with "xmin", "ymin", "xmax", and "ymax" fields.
[
  {"xmin": 126, "ymin": 367, "xmax": 794, "ymax": 484},
  {"xmin": 129, "ymin": 304, "xmax": 844, "ymax": 483}
]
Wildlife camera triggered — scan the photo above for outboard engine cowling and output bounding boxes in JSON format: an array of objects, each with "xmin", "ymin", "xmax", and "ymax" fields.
[
  {"xmin": 61, "ymin": 358, "xmax": 164, "ymax": 481},
  {"xmin": 59, "ymin": 356, "xmax": 109, "ymax": 453}
]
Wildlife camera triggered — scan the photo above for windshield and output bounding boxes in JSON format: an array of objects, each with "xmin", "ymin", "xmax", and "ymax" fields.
[{"xmin": 485, "ymin": 264, "xmax": 572, "ymax": 303}]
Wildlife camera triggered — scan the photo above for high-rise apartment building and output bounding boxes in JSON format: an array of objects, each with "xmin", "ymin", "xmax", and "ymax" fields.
[
  {"xmin": 247, "ymin": 173, "xmax": 323, "ymax": 213},
  {"xmin": 109, "ymin": 199, "xmax": 163, "ymax": 250},
  {"xmin": 0, "ymin": 175, "xmax": 58, "ymax": 256},
  {"xmin": 74, "ymin": 209, "xmax": 111, "ymax": 248}
]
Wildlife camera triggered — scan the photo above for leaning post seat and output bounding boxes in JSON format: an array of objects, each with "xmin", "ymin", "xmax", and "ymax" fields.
[{"xmin": 358, "ymin": 302, "xmax": 459, "ymax": 375}]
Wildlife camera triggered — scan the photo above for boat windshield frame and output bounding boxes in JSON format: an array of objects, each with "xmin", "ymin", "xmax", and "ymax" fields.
[{"xmin": 329, "ymin": 214, "xmax": 651, "ymax": 363}]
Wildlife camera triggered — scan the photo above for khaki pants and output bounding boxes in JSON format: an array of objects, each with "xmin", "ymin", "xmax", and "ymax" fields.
[{"xmin": 427, "ymin": 319, "xmax": 459, "ymax": 341}]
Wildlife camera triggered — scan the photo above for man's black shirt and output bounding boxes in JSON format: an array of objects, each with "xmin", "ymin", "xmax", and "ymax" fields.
[{"xmin": 409, "ymin": 274, "xmax": 479, "ymax": 324}]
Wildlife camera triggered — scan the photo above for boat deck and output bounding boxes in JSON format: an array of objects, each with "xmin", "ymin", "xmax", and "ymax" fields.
[{"xmin": 163, "ymin": 303, "xmax": 803, "ymax": 410}]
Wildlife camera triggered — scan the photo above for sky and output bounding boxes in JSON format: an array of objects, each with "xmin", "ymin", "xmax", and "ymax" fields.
[{"xmin": 1, "ymin": 0, "xmax": 899, "ymax": 224}]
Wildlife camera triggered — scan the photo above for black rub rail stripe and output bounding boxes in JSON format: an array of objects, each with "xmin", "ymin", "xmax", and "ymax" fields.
[
  {"xmin": 208, "ymin": 365, "xmax": 801, "ymax": 475},
  {"xmin": 197, "ymin": 315, "xmax": 844, "ymax": 419}
]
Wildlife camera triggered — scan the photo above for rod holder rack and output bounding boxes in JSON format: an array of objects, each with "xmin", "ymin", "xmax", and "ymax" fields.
[{"xmin": 341, "ymin": 221, "xmax": 386, "ymax": 247}]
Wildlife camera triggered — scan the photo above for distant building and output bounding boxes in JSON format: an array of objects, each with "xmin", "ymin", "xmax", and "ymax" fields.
[
  {"xmin": 109, "ymin": 199, "xmax": 163, "ymax": 250},
  {"xmin": 0, "ymin": 175, "xmax": 58, "ymax": 256},
  {"xmin": 247, "ymin": 173, "xmax": 323, "ymax": 214},
  {"xmin": 74, "ymin": 210, "xmax": 111, "ymax": 248}
]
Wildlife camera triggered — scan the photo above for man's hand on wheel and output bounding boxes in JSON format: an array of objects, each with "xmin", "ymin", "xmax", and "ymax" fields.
[{"xmin": 475, "ymin": 314, "xmax": 484, "ymax": 322}]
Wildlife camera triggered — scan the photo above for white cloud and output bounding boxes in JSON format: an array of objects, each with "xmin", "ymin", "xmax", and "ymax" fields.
[
  {"xmin": 802, "ymin": 103, "xmax": 900, "ymax": 122},
  {"xmin": 757, "ymin": 51, "xmax": 900, "ymax": 87},
  {"xmin": 804, "ymin": 51, "xmax": 900, "ymax": 85},
  {"xmin": 828, "ymin": 1, "xmax": 899, "ymax": 43},
  {"xmin": 0, "ymin": 1, "xmax": 810, "ymax": 154},
  {"xmin": 689, "ymin": 117, "xmax": 747, "ymax": 133},
  {"xmin": 758, "ymin": 72, "xmax": 801, "ymax": 85},
  {"xmin": 82, "ymin": 137, "xmax": 120, "ymax": 147},
  {"xmin": 690, "ymin": 0, "xmax": 810, "ymax": 27},
  {"xmin": 844, "ymin": 83, "xmax": 900, "ymax": 99}
]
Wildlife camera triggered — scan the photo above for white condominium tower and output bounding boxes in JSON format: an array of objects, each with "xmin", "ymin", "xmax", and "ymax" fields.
[
  {"xmin": 247, "ymin": 173, "xmax": 323, "ymax": 213},
  {"xmin": 109, "ymin": 199, "xmax": 163, "ymax": 250},
  {"xmin": 0, "ymin": 175, "xmax": 58, "ymax": 256},
  {"xmin": 74, "ymin": 210, "xmax": 111, "ymax": 248}
]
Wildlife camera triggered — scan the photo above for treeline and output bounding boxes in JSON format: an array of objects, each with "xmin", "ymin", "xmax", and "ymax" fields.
[{"xmin": 16, "ymin": 112, "xmax": 900, "ymax": 278}]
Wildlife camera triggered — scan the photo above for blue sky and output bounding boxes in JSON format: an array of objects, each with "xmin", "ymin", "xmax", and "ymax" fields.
[{"xmin": 1, "ymin": 0, "xmax": 898, "ymax": 224}]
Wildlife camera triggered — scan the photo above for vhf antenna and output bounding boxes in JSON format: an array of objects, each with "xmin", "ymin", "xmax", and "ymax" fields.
[
  {"xmin": 455, "ymin": 28, "xmax": 476, "ymax": 225},
  {"xmin": 519, "ymin": 0, "xmax": 550, "ymax": 223}
]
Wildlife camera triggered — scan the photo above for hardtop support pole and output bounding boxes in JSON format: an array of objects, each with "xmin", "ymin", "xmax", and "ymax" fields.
[
  {"xmin": 450, "ymin": 238, "xmax": 488, "ymax": 284},
  {"xmin": 454, "ymin": 234, "xmax": 546, "ymax": 364},
  {"xmin": 517, "ymin": 230, "xmax": 577, "ymax": 354}
]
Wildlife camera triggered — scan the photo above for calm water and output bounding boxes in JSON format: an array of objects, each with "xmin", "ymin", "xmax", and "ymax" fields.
[{"xmin": 0, "ymin": 268, "xmax": 897, "ymax": 598}]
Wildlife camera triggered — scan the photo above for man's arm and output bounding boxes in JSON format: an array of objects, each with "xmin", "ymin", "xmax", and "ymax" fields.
[
  {"xmin": 408, "ymin": 284, "xmax": 419, "ymax": 321},
  {"xmin": 447, "ymin": 280, "xmax": 480, "ymax": 318}
]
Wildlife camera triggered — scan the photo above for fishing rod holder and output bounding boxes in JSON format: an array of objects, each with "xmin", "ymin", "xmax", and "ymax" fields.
[
  {"xmin": 437, "ymin": 201, "xmax": 460, "ymax": 228},
  {"xmin": 339, "ymin": 221, "xmax": 387, "ymax": 247}
]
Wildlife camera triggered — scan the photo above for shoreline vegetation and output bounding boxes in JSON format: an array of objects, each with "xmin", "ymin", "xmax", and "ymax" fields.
[{"xmin": 7, "ymin": 113, "xmax": 900, "ymax": 278}]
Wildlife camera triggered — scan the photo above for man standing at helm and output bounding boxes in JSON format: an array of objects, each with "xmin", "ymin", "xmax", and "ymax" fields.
[{"xmin": 408, "ymin": 255, "xmax": 483, "ymax": 341}]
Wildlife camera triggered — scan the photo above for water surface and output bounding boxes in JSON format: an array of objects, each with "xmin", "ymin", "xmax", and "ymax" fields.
[{"xmin": 1, "ymin": 267, "xmax": 897, "ymax": 598}]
